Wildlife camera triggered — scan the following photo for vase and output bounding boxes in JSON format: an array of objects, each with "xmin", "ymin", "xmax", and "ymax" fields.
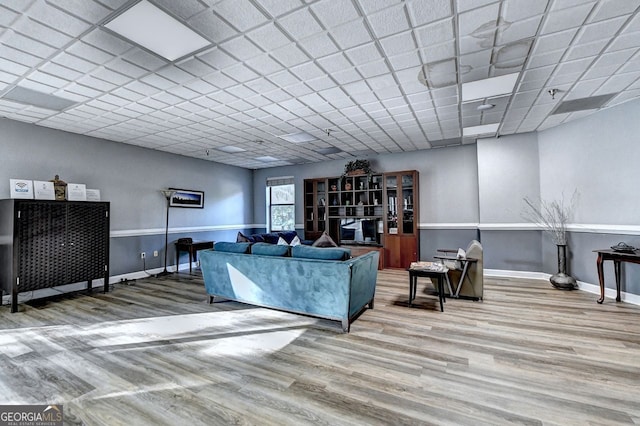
[{"xmin": 549, "ymin": 244, "xmax": 577, "ymax": 290}]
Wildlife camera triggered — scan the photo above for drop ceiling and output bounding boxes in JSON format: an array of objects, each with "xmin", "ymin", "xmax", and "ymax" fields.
[{"xmin": 1, "ymin": 0, "xmax": 639, "ymax": 169}]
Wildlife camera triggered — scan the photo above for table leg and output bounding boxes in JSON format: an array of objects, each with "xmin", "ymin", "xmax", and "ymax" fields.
[
  {"xmin": 408, "ymin": 273, "xmax": 414, "ymax": 306},
  {"xmin": 614, "ymin": 260, "xmax": 621, "ymax": 302},
  {"xmin": 176, "ymin": 249, "xmax": 180, "ymax": 273},
  {"xmin": 189, "ymin": 249, "xmax": 194, "ymax": 274},
  {"xmin": 596, "ymin": 253, "xmax": 605, "ymax": 304},
  {"xmin": 438, "ymin": 276, "xmax": 444, "ymax": 312}
]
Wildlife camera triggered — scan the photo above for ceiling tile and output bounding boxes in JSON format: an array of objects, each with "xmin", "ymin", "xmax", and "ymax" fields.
[
  {"xmin": 2, "ymin": 31, "xmax": 58, "ymax": 59},
  {"xmin": 154, "ymin": 0, "xmax": 206, "ymax": 20},
  {"xmin": 589, "ymin": 0, "xmax": 639, "ymax": 23},
  {"xmin": 380, "ymin": 31, "xmax": 417, "ymax": 56},
  {"xmin": 246, "ymin": 23, "xmax": 292, "ymax": 51},
  {"xmin": 368, "ymin": 4, "xmax": 410, "ymax": 38},
  {"xmin": 414, "ymin": 18, "xmax": 454, "ymax": 48},
  {"xmin": 214, "ymin": 0, "xmax": 269, "ymax": 31},
  {"xmin": 219, "ymin": 36, "xmax": 264, "ymax": 61},
  {"xmin": 278, "ymin": 7, "xmax": 324, "ymax": 40},
  {"xmin": 187, "ymin": 9, "xmax": 236, "ymax": 44},
  {"xmin": 254, "ymin": 0, "xmax": 304, "ymax": 18},
  {"xmin": 82, "ymin": 28, "xmax": 133, "ymax": 55},
  {"xmin": 407, "ymin": 0, "xmax": 452, "ymax": 26},
  {"xmin": 311, "ymin": 0, "xmax": 360, "ymax": 29},
  {"xmin": 330, "ymin": 19, "xmax": 373, "ymax": 50},
  {"xmin": 541, "ymin": 3, "xmax": 595, "ymax": 35},
  {"xmin": 270, "ymin": 43, "xmax": 310, "ymax": 67},
  {"xmin": 26, "ymin": 1, "xmax": 92, "ymax": 37},
  {"xmin": 576, "ymin": 16, "xmax": 628, "ymax": 45},
  {"xmin": 298, "ymin": 32, "xmax": 340, "ymax": 58},
  {"xmin": 12, "ymin": 17, "xmax": 73, "ymax": 49}
]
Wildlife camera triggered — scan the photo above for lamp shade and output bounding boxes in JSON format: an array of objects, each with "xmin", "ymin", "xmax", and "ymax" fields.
[{"xmin": 161, "ymin": 189, "xmax": 174, "ymax": 199}]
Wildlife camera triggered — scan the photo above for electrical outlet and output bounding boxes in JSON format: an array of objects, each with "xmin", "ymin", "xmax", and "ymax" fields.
[
  {"xmin": 140, "ymin": 252, "xmax": 145, "ymax": 259},
  {"xmin": 153, "ymin": 250, "xmax": 158, "ymax": 257}
]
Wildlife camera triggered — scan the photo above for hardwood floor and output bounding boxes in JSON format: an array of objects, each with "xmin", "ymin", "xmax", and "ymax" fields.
[{"xmin": 1, "ymin": 270, "xmax": 639, "ymax": 425}]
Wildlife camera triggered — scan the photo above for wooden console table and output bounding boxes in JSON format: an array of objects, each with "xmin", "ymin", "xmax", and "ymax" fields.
[
  {"xmin": 342, "ymin": 244, "xmax": 384, "ymax": 270},
  {"xmin": 175, "ymin": 240, "xmax": 214, "ymax": 274},
  {"xmin": 594, "ymin": 249, "xmax": 640, "ymax": 304}
]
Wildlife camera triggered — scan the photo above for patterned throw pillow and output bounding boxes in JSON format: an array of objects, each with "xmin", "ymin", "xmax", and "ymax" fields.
[{"xmin": 236, "ymin": 231, "xmax": 251, "ymax": 242}]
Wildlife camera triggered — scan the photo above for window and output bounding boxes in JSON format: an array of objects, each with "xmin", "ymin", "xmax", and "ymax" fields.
[{"xmin": 266, "ymin": 177, "xmax": 295, "ymax": 232}]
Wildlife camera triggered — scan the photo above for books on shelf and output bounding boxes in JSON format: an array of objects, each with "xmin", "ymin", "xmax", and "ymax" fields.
[{"xmin": 410, "ymin": 261, "xmax": 447, "ymax": 272}]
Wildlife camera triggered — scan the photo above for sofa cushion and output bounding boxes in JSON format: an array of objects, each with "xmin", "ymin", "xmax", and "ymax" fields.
[
  {"xmin": 252, "ymin": 242, "xmax": 290, "ymax": 257},
  {"xmin": 236, "ymin": 231, "xmax": 252, "ymax": 243},
  {"xmin": 312, "ymin": 232, "xmax": 338, "ymax": 247},
  {"xmin": 292, "ymin": 245, "xmax": 351, "ymax": 261},
  {"xmin": 214, "ymin": 241, "xmax": 251, "ymax": 254},
  {"xmin": 278, "ymin": 230, "xmax": 298, "ymax": 244}
]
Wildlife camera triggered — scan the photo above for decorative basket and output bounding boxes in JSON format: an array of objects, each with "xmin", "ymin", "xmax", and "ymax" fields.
[{"xmin": 347, "ymin": 169, "xmax": 365, "ymax": 176}]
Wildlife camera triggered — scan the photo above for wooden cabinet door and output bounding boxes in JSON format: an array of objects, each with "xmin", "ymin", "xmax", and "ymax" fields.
[{"xmin": 383, "ymin": 171, "xmax": 419, "ymax": 268}]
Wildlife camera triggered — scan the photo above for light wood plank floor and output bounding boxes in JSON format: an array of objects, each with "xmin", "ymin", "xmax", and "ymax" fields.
[{"xmin": 1, "ymin": 270, "xmax": 639, "ymax": 425}]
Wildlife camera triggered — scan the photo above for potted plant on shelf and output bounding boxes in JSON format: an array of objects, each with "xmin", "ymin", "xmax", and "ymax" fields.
[
  {"xmin": 342, "ymin": 159, "xmax": 372, "ymax": 177},
  {"xmin": 522, "ymin": 191, "xmax": 579, "ymax": 290}
]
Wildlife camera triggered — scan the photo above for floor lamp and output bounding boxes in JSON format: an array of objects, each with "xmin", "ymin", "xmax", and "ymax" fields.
[{"xmin": 157, "ymin": 189, "xmax": 175, "ymax": 277}]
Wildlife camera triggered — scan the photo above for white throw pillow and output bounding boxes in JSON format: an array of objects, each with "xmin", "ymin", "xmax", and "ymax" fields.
[
  {"xmin": 277, "ymin": 236, "xmax": 288, "ymax": 245},
  {"xmin": 290, "ymin": 235, "xmax": 301, "ymax": 246}
]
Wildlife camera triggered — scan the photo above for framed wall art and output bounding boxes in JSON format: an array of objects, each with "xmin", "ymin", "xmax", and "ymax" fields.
[{"xmin": 169, "ymin": 188, "xmax": 204, "ymax": 208}]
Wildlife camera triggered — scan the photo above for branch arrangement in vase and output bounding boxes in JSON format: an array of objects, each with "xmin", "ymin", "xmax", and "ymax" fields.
[{"xmin": 522, "ymin": 190, "xmax": 579, "ymax": 245}]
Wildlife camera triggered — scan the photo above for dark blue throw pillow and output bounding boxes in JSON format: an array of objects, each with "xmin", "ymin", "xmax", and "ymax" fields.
[
  {"xmin": 278, "ymin": 231, "xmax": 298, "ymax": 244},
  {"xmin": 250, "ymin": 234, "xmax": 265, "ymax": 243},
  {"xmin": 262, "ymin": 233, "xmax": 280, "ymax": 244}
]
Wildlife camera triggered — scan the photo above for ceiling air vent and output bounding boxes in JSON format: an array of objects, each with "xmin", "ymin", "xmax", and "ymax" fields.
[{"xmin": 552, "ymin": 94, "xmax": 617, "ymax": 115}]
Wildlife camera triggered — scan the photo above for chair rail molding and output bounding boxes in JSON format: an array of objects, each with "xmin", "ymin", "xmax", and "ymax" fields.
[{"xmin": 420, "ymin": 223, "xmax": 640, "ymax": 235}]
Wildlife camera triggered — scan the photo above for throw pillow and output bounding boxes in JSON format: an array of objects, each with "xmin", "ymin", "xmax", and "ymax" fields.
[
  {"xmin": 236, "ymin": 231, "xmax": 251, "ymax": 243},
  {"xmin": 263, "ymin": 233, "xmax": 280, "ymax": 244},
  {"xmin": 290, "ymin": 235, "xmax": 301, "ymax": 246},
  {"xmin": 278, "ymin": 230, "xmax": 298, "ymax": 244},
  {"xmin": 312, "ymin": 232, "xmax": 338, "ymax": 247},
  {"xmin": 277, "ymin": 236, "xmax": 288, "ymax": 245}
]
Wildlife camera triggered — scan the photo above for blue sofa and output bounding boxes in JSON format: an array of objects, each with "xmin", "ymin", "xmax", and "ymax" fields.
[{"xmin": 199, "ymin": 242, "xmax": 379, "ymax": 332}]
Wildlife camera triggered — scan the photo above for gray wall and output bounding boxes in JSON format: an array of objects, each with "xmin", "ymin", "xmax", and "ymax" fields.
[
  {"xmin": 537, "ymin": 99, "xmax": 640, "ymax": 294},
  {"xmin": 0, "ymin": 118, "xmax": 253, "ymax": 275}
]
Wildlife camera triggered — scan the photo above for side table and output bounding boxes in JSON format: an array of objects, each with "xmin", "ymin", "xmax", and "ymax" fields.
[
  {"xmin": 175, "ymin": 240, "xmax": 214, "ymax": 273},
  {"xmin": 407, "ymin": 264, "xmax": 448, "ymax": 312}
]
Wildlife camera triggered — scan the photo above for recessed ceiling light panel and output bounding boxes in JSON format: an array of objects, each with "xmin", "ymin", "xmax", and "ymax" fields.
[
  {"xmin": 277, "ymin": 131, "xmax": 317, "ymax": 143},
  {"xmin": 217, "ymin": 145, "xmax": 246, "ymax": 153},
  {"xmin": 462, "ymin": 123, "xmax": 500, "ymax": 136},
  {"xmin": 104, "ymin": 0, "xmax": 211, "ymax": 61},
  {"xmin": 256, "ymin": 156, "xmax": 280, "ymax": 162},
  {"xmin": 462, "ymin": 73, "xmax": 519, "ymax": 102}
]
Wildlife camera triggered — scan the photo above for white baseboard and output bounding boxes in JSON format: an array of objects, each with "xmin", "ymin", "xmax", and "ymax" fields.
[{"xmin": 485, "ymin": 268, "xmax": 640, "ymax": 306}]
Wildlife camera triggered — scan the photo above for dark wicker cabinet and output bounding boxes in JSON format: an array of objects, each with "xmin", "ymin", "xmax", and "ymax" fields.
[{"xmin": 0, "ymin": 200, "xmax": 110, "ymax": 312}]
